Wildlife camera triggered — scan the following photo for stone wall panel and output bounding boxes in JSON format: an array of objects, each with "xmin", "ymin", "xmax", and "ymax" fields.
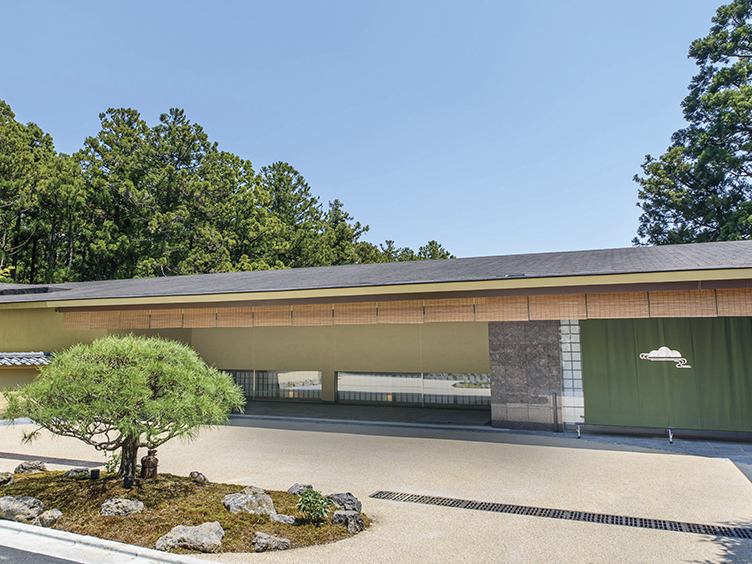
[{"xmin": 489, "ymin": 321, "xmax": 563, "ymax": 431}]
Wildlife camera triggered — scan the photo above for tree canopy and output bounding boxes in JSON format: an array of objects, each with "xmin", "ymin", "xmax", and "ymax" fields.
[
  {"xmin": 2, "ymin": 335, "xmax": 246, "ymax": 477},
  {"xmin": 0, "ymin": 102, "xmax": 454, "ymax": 283},
  {"xmin": 635, "ymin": 0, "xmax": 752, "ymax": 245}
]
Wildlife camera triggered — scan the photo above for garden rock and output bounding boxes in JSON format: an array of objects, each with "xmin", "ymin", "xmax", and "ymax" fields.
[
  {"xmin": 0, "ymin": 473, "xmax": 13, "ymax": 486},
  {"xmin": 0, "ymin": 496, "xmax": 44, "ymax": 522},
  {"xmin": 32, "ymin": 509, "xmax": 62, "ymax": 528},
  {"xmin": 241, "ymin": 485, "xmax": 264, "ymax": 495},
  {"xmin": 14, "ymin": 461, "xmax": 47, "ymax": 474},
  {"xmin": 271, "ymin": 513, "xmax": 297, "ymax": 525},
  {"xmin": 328, "ymin": 492, "xmax": 362, "ymax": 513},
  {"xmin": 156, "ymin": 521, "xmax": 224, "ymax": 553},
  {"xmin": 63, "ymin": 468, "xmax": 90, "ymax": 479},
  {"xmin": 222, "ymin": 492, "xmax": 275, "ymax": 516},
  {"xmin": 287, "ymin": 483, "xmax": 312, "ymax": 495},
  {"xmin": 189, "ymin": 471, "xmax": 208, "ymax": 483},
  {"xmin": 252, "ymin": 532, "xmax": 290, "ymax": 552},
  {"xmin": 333, "ymin": 510, "xmax": 365, "ymax": 534},
  {"xmin": 100, "ymin": 498, "xmax": 144, "ymax": 516}
]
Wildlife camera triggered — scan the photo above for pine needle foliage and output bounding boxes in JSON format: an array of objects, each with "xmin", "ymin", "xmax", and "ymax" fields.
[{"xmin": 2, "ymin": 334, "xmax": 245, "ymax": 477}]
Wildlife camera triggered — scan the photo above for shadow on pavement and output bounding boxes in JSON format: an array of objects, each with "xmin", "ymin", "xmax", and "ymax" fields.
[
  {"xmin": 0, "ymin": 545, "xmax": 80, "ymax": 564},
  {"xmin": 0, "ymin": 452, "xmax": 100, "ymax": 469},
  {"xmin": 689, "ymin": 521, "xmax": 752, "ymax": 564},
  {"xmin": 228, "ymin": 413, "xmax": 663, "ymax": 456}
]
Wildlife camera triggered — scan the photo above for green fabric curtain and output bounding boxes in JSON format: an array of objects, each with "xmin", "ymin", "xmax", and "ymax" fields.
[{"xmin": 581, "ymin": 318, "xmax": 752, "ymax": 432}]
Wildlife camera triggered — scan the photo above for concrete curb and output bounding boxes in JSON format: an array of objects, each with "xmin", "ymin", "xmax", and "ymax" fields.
[
  {"xmin": 230, "ymin": 413, "xmax": 509, "ymax": 433},
  {"xmin": 0, "ymin": 519, "xmax": 210, "ymax": 564}
]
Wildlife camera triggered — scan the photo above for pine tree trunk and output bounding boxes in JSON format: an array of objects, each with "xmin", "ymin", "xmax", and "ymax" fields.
[{"xmin": 119, "ymin": 438, "xmax": 139, "ymax": 478}]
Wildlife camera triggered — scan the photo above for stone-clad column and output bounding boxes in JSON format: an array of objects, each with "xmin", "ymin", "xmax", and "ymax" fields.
[{"xmin": 489, "ymin": 321, "xmax": 563, "ymax": 431}]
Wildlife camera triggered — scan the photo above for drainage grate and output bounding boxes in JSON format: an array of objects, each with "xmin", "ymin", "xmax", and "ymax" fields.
[{"xmin": 369, "ymin": 491, "xmax": 752, "ymax": 539}]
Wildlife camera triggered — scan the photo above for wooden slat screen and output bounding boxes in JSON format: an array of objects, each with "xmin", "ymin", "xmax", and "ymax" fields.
[
  {"xmin": 216, "ymin": 307, "xmax": 253, "ymax": 328},
  {"xmin": 59, "ymin": 287, "xmax": 752, "ymax": 330},
  {"xmin": 529, "ymin": 294, "xmax": 587, "ymax": 320},
  {"xmin": 474, "ymin": 296, "xmax": 529, "ymax": 321},
  {"xmin": 424, "ymin": 298, "xmax": 474, "ymax": 323},
  {"xmin": 333, "ymin": 302, "xmax": 378, "ymax": 325},
  {"xmin": 649, "ymin": 290, "xmax": 717, "ymax": 317},
  {"xmin": 118, "ymin": 310, "xmax": 150, "ymax": 329},
  {"xmin": 183, "ymin": 308, "xmax": 217, "ymax": 328},
  {"xmin": 292, "ymin": 304, "xmax": 332, "ymax": 326},
  {"xmin": 254, "ymin": 306, "xmax": 292, "ymax": 327},
  {"xmin": 377, "ymin": 300, "xmax": 424, "ymax": 324},
  {"xmin": 62, "ymin": 312, "xmax": 90, "ymax": 330},
  {"xmin": 90, "ymin": 311, "xmax": 120, "ymax": 330},
  {"xmin": 149, "ymin": 309, "xmax": 183, "ymax": 329},
  {"xmin": 716, "ymin": 288, "xmax": 752, "ymax": 317},
  {"xmin": 586, "ymin": 292, "xmax": 650, "ymax": 319}
]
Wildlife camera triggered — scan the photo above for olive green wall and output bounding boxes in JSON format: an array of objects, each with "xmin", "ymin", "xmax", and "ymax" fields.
[
  {"xmin": 0, "ymin": 308, "xmax": 490, "ymax": 403},
  {"xmin": 190, "ymin": 322, "xmax": 489, "ymax": 371},
  {"xmin": 0, "ymin": 368, "xmax": 38, "ymax": 410},
  {"xmin": 0, "ymin": 309, "xmax": 107, "ymax": 351},
  {"xmin": 0, "ymin": 308, "xmax": 106, "ymax": 402},
  {"xmin": 0, "ymin": 367, "xmax": 38, "ymax": 388},
  {"xmin": 190, "ymin": 322, "xmax": 490, "ymax": 401}
]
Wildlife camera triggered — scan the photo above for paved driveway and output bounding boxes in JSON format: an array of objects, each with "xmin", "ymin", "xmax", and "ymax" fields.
[{"xmin": 1, "ymin": 419, "xmax": 751, "ymax": 563}]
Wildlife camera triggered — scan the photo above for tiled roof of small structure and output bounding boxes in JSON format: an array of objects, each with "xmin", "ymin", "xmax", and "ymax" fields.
[
  {"xmin": 0, "ymin": 240, "xmax": 751, "ymax": 304},
  {"xmin": 0, "ymin": 352, "xmax": 51, "ymax": 366}
]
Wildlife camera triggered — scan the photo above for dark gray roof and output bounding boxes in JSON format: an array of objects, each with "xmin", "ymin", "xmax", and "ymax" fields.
[
  {"xmin": 0, "ymin": 352, "xmax": 51, "ymax": 366},
  {"xmin": 1, "ymin": 240, "xmax": 751, "ymax": 305}
]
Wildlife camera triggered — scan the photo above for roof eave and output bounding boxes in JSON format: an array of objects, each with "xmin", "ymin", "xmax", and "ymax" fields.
[{"xmin": 3, "ymin": 266, "xmax": 740, "ymax": 311}]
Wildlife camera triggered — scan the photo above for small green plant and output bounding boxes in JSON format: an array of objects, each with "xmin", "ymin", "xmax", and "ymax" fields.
[
  {"xmin": 296, "ymin": 487, "xmax": 332, "ymax": 523},
  {"xmin": 104, "ymin": 452, "xmax": 121, "ymax": 473}
]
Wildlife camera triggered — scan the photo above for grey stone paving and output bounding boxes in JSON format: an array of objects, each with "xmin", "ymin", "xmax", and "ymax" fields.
[
  {"xmin": 236, "ymin": 401, "xmax": 752, "ymax": 488},
  {"xmin": 239, "ymin": 400, "xmax": 752, "ymax": 464},
  {"xmin": 573, "ymin": 432, "xmax": 752, "ymax": 465},
  {"xmin": 3, "ymin": 412, "xmax": 752, "ymax": 564}
]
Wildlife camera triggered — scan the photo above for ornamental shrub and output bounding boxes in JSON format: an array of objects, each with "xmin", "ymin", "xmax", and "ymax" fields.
[{"xmin": 297, "ymin": 487, "xmax": 332, "ymax": 523}]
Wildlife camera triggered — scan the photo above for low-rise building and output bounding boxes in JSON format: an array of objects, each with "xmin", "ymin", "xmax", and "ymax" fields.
[{"xmin": 1, "ymin": 240, "xmax": 751, "ymax": 435}]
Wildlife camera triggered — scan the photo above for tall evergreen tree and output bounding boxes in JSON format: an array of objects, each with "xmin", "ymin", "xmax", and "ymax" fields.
[
  {"xmin": 256, "ymin": 162, "xmax": 324, "ymax": 268},
  {"xmin": 1, "ymin": 100, "xmax": 454, "ymax": 281},
  {"xmin": 0, "ymin": 101, "xmax": 76, "ymax": 283},
  {"xmin": 635, "ymin": 0, "xmax": 752, "ymax": 244},
  {"xmin": 77, "ymin": 108, "xmax": 275, "ymax": 278}
]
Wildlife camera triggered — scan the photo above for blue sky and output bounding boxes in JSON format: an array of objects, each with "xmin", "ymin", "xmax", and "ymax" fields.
[{"xmin": 3, "ymin": 1, "xmax": 723, "ymax": 258}]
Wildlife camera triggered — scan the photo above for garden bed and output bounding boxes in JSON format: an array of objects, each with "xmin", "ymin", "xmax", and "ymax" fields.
[{"xmin": 1, "ymin": 471, "xmax": 369, "ymax": 553}]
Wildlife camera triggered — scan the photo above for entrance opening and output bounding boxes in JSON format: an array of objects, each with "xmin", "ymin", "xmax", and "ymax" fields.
[
  {"xmin": 225, "ymin": 370, "xmax": 322, "ymax": 401},
  {"xmin": 336, "ymin": 372, "xmax": 490, "ymax": 408}
]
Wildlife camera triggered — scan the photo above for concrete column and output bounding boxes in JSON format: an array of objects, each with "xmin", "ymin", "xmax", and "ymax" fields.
[{"xmin": 319, "ymin": 326, "xmax": 337, "ymax": 403}]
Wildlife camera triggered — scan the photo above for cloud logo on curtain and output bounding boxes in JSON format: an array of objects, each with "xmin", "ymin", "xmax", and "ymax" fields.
[{"xmin": 639, "ymin": 347, "xmax": 691, "ymax": 368}]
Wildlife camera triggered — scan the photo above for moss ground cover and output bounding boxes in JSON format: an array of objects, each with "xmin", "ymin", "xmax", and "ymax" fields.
[{"xmin": 2, "ymin": 472, "xmax": 369, "ymax": 552}]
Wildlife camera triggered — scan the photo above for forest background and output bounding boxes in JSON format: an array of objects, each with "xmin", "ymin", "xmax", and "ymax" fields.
[{"xmin": 0, "ymin": 101, "xmax": 452, "ymax": 284}]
